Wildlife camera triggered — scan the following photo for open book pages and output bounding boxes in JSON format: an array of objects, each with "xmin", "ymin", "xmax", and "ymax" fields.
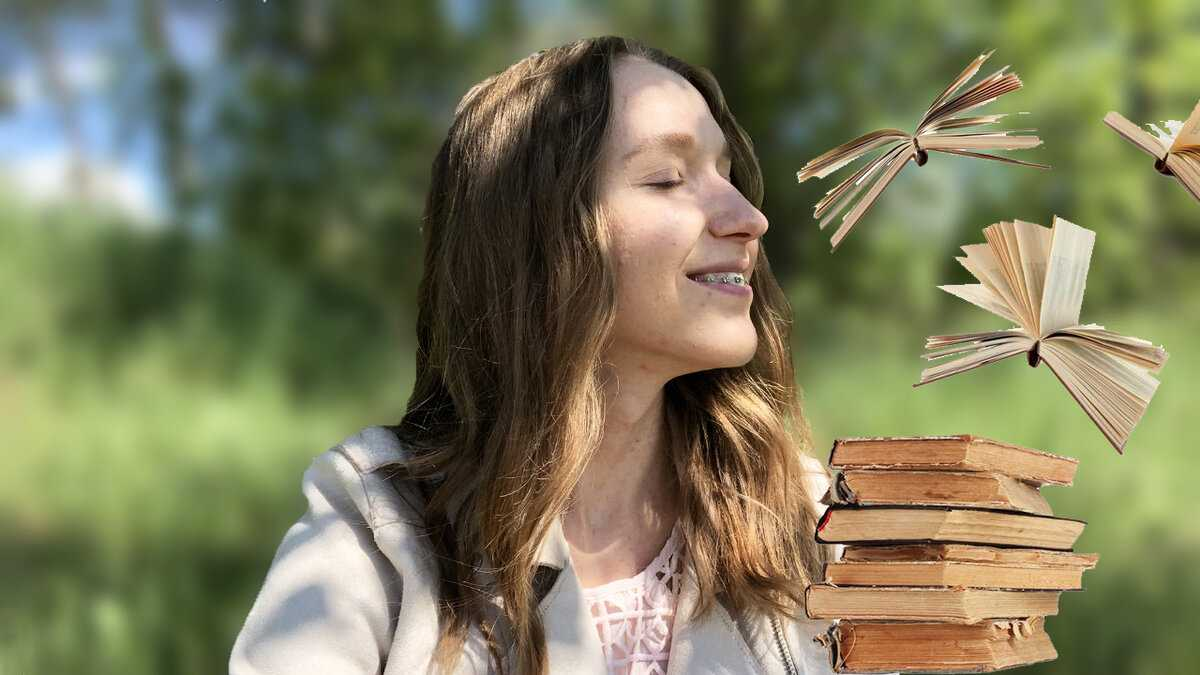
[
  {"xmin": 916, "ymin": 217, "xmax": 1168, "ymax": 453},
  {"xmin": 796, "ymin": 50, "xmax": 1048, "ymax": 251},
  {"xmin": 1103, "ymin": 100, "xmax": 1200, "ymax": 203}
]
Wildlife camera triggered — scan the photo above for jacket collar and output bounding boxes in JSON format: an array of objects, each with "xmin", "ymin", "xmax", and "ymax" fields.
[
  {"xmin": 531, "ymin": 515, "xmax": 764, "ymax": 674},
  {"xmin": 534, "ymin": 514, "xmax": 572, "ymax": 569},
  {"xmin": 352, "ymin": 427, "xmax": 772, "ymax": 673},
  {"xmin": 533, "ymin": 517, "xmax": 609, "ymax": 674}
]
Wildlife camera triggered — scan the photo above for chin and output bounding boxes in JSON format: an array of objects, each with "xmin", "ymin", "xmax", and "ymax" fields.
[
  {"xmin": 690, "ymin": 324, "xmax": 759, "ymax": 371},
  {"xmin": 716, "ymin": 343, "xmax": 758, "ymax": 369}
]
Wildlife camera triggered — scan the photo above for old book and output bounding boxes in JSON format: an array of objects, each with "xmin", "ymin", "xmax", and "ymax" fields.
[
  {"xmin": 816, "ymin": 618, "xmax": 1057, "ymax": 673},
  {"xmin": 823, "ymin": 560, "xmax": 1088, "ymax": 590},
  {"xmin": 914, "ymin": 216, "xmax": 1168, "ymax": 453},
  {"xmin": 841, "ymin": 543, "xmax": 1099, "ymax": 569},
  {"xmin": 805, "ymin": 584, "xmax": 1060, "ymax": 623},
  {"xmin": 829, "ymin": 435, "xmax": 1077, "ymax": 486},
  {"xmin": 1104, "ymin": 101, "xmax": 1200, "ymax": 203},
  {"xmin": 796, "ymin": 50, "xmax": 1047, "ymax": 251},
  {"xmin": 830, "ymin": 469, "xmax": 1052, "ymax": 515},
  {"xmin": 816, "ymin": 506, "xmax": 1085, "ymax": 550}
]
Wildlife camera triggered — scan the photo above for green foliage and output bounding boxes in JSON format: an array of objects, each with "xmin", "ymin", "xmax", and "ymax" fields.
[{"xmin": 0, "ymin": 195, "xmax": 411, "ymax": 674}]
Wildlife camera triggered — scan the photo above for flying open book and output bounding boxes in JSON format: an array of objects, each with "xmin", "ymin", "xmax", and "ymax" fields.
[
  {"xmin": 1103, "ymin": 101, "xmax": 1200, "ymax": 204},
  {"xmin": 796, "ymin": 50, "xmax": 1049, "ymax": 251},
  {"xmin": 914, "ymin": 217, "xmax": 1168, "ymax": 454}
]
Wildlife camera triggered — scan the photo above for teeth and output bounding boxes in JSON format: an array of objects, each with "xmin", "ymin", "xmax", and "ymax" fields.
[{"xmin": 692, "ymin": 272, "xmax": 746, "ymax": 285}]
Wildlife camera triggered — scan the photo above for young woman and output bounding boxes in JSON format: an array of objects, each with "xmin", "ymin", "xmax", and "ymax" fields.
[{"xmin": 230, "ymin": 36, "xmax": 836, "ymax": 675}]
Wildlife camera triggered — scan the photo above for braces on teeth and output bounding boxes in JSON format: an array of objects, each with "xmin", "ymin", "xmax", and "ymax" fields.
[{"xmin": 692, "ymin": 272, "xmax": 746, "ymax": 285}]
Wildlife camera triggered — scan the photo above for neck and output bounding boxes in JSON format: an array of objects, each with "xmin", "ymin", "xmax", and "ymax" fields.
[{"xmin": 562, "ymin": 356, "xmax": 679, "ymax": 556}]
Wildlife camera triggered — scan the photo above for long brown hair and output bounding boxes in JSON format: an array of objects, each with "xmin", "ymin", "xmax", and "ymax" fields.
[{"xmin": 393, "ymin": 36, "xmax": 829, "ymax": 675}]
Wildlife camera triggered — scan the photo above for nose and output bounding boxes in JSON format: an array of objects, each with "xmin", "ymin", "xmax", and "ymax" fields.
[{"xmin": 707, "ymin": 182, "xmax": 769, "ymax": 241}]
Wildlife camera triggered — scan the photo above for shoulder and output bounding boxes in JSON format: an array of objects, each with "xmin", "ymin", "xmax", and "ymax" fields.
[
  {"xmin": 305, "ymin": 425, "xmax": 427, "ymax": 531},
  {"xmin": 333, "ymin": 424, "xmax": 411, "ymax": 474},
  {"xmin": 230, "ymin": 426, "xmax": 430, "ymax": 674}
]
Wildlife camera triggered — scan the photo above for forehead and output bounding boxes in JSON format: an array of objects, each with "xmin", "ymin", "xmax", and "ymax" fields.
[{"xmin": 607, "ymin": 56, "xmax": 725, "ymax": 152}]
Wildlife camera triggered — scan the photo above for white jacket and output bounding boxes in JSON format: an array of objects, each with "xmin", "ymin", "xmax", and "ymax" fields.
[{"xmin": 229, "ymin": 426, "xmax": 838, "ymax": 674}]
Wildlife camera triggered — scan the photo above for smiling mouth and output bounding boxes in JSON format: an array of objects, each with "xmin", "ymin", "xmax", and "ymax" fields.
[{"xmin": 686, "ymin": 272, "xmax": 747, "ymax": 286}]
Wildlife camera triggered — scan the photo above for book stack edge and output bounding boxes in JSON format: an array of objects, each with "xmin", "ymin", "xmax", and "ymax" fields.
[{"xmin": 808, "ymin": 435, "xmax": 1098, "ymax": 673}]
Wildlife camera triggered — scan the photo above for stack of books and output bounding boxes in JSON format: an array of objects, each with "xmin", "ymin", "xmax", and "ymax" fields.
[{"xmin": 808, "ymin": 435, "xmax": 1099, "ymax": 673}]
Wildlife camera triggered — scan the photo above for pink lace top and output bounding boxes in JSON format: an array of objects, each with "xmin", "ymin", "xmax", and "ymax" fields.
[{"xmin": 579, "ymin": 523, "xmax": 685, "ymax": 675}]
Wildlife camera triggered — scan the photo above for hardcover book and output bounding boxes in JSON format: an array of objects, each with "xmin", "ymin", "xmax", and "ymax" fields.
[
  {"xmin": 828, "ymin": 435, "xmax": 1077, "ymax": 486},
  {"xmin": 816, "ymin": 506, "xmax": 1085, "ymax": 551},
  {"xmin": 816, "ymin": 618, "xmax": 1057, "ymax": 673}
]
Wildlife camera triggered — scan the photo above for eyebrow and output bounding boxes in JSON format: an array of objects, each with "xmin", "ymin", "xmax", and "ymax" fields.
[{"xmin": 621, "ymin": 131, "xmax": 732, "ymax": 165}]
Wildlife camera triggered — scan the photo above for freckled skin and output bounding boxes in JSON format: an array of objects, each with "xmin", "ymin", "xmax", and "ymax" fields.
[
  {"xmin": 563, "ymin": 57, "xmax": 772, "ymax": 583},
  {"xmin": 598, "ymin": 56, "xmax": 769, "ymax": 378}
]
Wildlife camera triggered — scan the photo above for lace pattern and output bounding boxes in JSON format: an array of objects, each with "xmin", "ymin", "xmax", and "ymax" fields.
[{"xmin": 580, "ymin": 523, "xmax": 684, "ymax": 675}]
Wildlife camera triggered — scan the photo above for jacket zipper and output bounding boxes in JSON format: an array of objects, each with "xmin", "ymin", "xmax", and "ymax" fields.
[{"xmin": 769, "ymin": 614, "xmax": 797, "ymax": 675}]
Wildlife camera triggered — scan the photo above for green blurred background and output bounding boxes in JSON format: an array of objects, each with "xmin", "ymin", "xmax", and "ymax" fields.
[{"xmin": 1, "ymin": 1, "xmax": 1196, "ymax": 672}]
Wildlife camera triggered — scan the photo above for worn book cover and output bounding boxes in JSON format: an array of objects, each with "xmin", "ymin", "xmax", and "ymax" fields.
[
  {"xmin": 816, "ymin": 505, "xmax": 1085, "ymax": 550},
  {"xmin": 817, "ymin": 618, "xmax": 1057, "ymax": 673}
]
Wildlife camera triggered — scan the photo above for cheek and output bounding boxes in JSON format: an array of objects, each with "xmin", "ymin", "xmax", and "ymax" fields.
[
  {"xmin": 610, "ymin": 214, "xmax": 692, "ymax": 313},
  {"xmin": 603, "ymin": 189, "xmax": 759, "ymax": 372}
]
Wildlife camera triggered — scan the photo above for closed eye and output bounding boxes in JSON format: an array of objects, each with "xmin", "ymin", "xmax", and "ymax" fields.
[{"xmin": 648, "ymin": 180, "xmax": 683, "ymax": 190}]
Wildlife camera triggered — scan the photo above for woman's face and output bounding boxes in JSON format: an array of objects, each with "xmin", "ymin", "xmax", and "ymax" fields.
[{"xmin": 598, "ymin": 56, "xmax": 769, "ymax": 380}]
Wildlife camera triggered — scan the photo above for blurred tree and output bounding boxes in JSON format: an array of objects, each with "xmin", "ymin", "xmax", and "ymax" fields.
[
  {"xmin": 4, "ymin": 0, "xmax": 100, "ymax": 195},
  {"xmin": 209, "ymin": 0, "xmax": 470, "ymax": 326},
  {"xmin": 136, "ymin": 0, "xmax": 194, "ymax": 223}
]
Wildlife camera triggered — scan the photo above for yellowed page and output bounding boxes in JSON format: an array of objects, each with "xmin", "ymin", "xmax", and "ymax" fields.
[
  {"xmin": 938, "ymin": 284, "xmax": 1022, "ymax": 324},
  {"xmin": 815, "ymin": 143, "xmax": 908, "ymax": 227},
  {"xmin": 1053, "ymin": 325, "xmax": 1168, "ymax": 371},
  {"xmin": 1103, "ymin": 111, "xmax": 1167, "ymax": 159},
  {"xmin": 925, "ymin": 66, "xmax": 1017, "ymax": 122},
  {"xmin": 923, "ymin": 328, "xmax": 1029, "ymax": 356},
  {"xmin": 957, "ymin": 245, "xmax": 1027, "ymax": 331},
  {"xmin": 1168, "ymin": 100, "xmax": 1200, "ymax": 152},
  {"xmin": 829, "ymin": 146, "xmax": 916, "ymax": 250},
  {"xmin": 1039, "ymin": 217, "xmax": 1095, "ymax": 335},
  {"xmin": 984, "ymin": 222, "xmax": 1037, "ymax": 332},
  {"xmin": 1038, "ymin": 342, "xmax": 1124, "ymax": 452},
  {"xmin": 917, "ymin": 335, "xmax": 1033, "ymax": 385},
  {"xmin": 1040, "ymin": 338, "xmax": 1160, "ymax": 453},
  {"xmin": 933, "ymin": 147, "xmax": 1050, "ymax": 169},
  {"xmin": 925, "ymin": 113, "xmax": 1010, "ymax": 132},
  {"xmin": 1165, "ymin": 152, "xmax": 1200, "ymax": 203},
  {"xmin": 919, "ymin": 134, "xmax": 1043, "ymax": 151},
  {"xmin": 798, "ymin": 129, "xmax": 911, "ymax": 181},
  {"xmin": 924, "ymin": 327, "xmax": 1029, "ymax": 357},
  {"xmin": 1065, "ymin": 345, "xmax": 1145, "ymax": 450},
  {"xmin": 1013, "ymin": 219, "xmax": 1053, "ymax": 331},
  {"xmin": 1047, "ymin": 335, "xmax": 1160, "ymax": 405},
  {"xmin": 1000, "ymin": 221, "xmax": 1037, "ymax": 329},
  {"xmin": 921, "ymin": 51, "xmax": 994, "ymax": 124}
]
